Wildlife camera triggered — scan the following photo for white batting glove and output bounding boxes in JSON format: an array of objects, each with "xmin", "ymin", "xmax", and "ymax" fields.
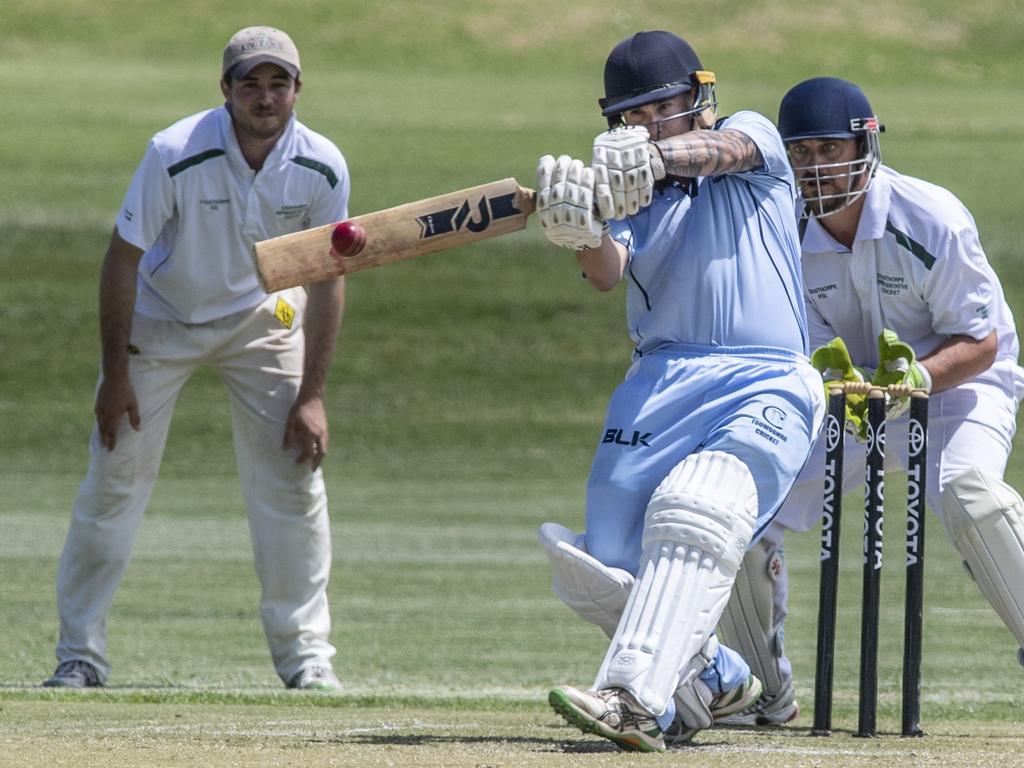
[
  {"xmin": 592, "ymin": 126, "xmax": 663, "ymax": 220},
  {"xmin": 536, "ymin": 154, "xmax": 608, "ymax": 251}
]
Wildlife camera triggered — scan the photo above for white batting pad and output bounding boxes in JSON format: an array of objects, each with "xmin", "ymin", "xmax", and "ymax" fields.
[
  {"xmin": 538, "ymin": 522, "xmax": 635, "ymax": 638},
  {"xmin": 716, "ymin": 537, "xmax": 790, "ymax": 695},
  {"xmin": 595, "ymin": 451, "xmax": 758, "ymax": 716},
  {"xmin": 942, "ymin": 468, "xmax": 1024, "ymax": 648}
]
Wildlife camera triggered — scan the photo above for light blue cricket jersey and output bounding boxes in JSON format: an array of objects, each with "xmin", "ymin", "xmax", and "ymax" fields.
[{"xmin": 610, "ymin": 111, "xmax": 808, "ymax": 357}]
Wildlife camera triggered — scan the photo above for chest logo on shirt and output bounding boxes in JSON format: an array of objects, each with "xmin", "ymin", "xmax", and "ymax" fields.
[
  {"xmin": 201, "ymin": 198, "xmax": 230, "ymax": 211},
  {"xmin": 807, "ymin": 283, "xmax": 838, "ymax": 300},
  {"xmin": 276, "ymin": 203, "xmax": 311, "ymax": 222},
  {"xmin": 274, "ymin": 297, "xmax": 296, "ymax": 329},
  {"xmin": 877, "ymin": 273, "xmax": 908, "ymax": 296}
]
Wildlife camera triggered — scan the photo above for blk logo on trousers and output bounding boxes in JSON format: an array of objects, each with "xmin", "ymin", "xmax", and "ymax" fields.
[{"xmin": 602, "ymin": 429, "xmax": 652, "ymax": 448}]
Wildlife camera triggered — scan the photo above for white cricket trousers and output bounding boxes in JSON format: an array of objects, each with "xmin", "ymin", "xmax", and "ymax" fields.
[
  {"xmin": 771, "ymin": 375, "xmax": 1020, "ymax": 537},
  {"xmin": 54, "ymin": 288, "xmax": 335, "ymax": 684},
  {"xmin": 750, "ymin": 376, "xmax": 1021, "ymax": 696}
]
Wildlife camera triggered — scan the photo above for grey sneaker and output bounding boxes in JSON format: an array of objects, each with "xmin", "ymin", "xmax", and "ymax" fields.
[
  {"xmin": 717, "ymin": 683, "xmax": 798, "ymax": 726},
  {"xmin": 42, "ymin": 660, "xmax": 102, "ymax": 688},
  {"xmin": 286, "ymin": 665, "xmax": 341, "ymax": 692},
  {"xmin": 549, "ymin": 685, "xmax": 665, "ymax": 752}
]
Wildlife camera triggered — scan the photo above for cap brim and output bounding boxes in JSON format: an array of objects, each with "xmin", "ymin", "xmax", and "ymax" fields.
[
  {"xmin": 601, "ymin": 82, "xmax": 692, "ymax": 117},
  {"xmin": 227, "ymin": 55, "xmax": 299, "ymax": 79}
]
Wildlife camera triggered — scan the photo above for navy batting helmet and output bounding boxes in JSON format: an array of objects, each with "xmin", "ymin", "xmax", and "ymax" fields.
[
  {"xmin": 599, "ymin": 31, "xmax": 717, "ymax": 128},
  {"xmin": 778, "ymin": 77, "xmax": 884, "ymax": 218},
  {"xmin": 778, "ymin": 77, "xmax": 883, "ymax": 142}
]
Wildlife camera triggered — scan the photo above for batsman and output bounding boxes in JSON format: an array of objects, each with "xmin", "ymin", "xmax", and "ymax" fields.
[
  {"xmin": 716, "ymin": 77, "xmax": 1024, "ymax": 726},
  {"xmin": 533, "ymin": 31, "xmax": 824, "ymax": 750}
]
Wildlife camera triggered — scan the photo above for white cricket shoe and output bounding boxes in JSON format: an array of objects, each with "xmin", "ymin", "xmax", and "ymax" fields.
[
  {"xmin": 717, "ymin": 683, "xmax": 799, "ymax": 726},
  {"xmin": 42, "ymin": 660, "xmax": 102, "ymax": 688},
  {"xmin": 286, "ymin": 664, "xmax": 341, "ymax": 692},
  {"xmin": 549, "ymin": 685, "xmax": 666, "ymax": 752}
]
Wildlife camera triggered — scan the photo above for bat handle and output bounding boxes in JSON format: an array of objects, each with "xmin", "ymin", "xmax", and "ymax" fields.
[{"xmin": 516, "ymin": 186, "xmax": 537, "ymax": 216}]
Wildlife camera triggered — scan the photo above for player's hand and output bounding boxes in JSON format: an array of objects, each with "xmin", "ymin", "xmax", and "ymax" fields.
[
  {"xmin": 284, "ymin": 395, "xmax": 329, "ymax": 470},
  {"xmin": 872, "ymin": 329, "xmax": 932, "ymax": 419},
  {"xmin": 811, "ymin": 337, "xmax": 872, "ymax": 441},
  {"xmin": 592, "ymin": 126, "xmax": 662, "ymax": 219},
  {"xmin": 94, "ymin": 372, "xmax": 141, "ymax": 451},
  {"xmin": 536, "ymin": 154, "xmax": 608, "ymax": 250}
]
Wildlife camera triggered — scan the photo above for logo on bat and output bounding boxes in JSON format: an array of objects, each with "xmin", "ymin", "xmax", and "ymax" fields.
[{"xmin": 417, "ymin": 193, "xmax": 521, "ymax": 239}]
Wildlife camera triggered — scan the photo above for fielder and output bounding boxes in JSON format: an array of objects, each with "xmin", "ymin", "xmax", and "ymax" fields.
[
  {"xmin": 717, "ymin": 77, "xmax": 1024, "ymax": 725},
  {"xmin": 534, "ymin": 31, "xmax": 824, "ymax": 751},
  {"xmin": 43, "ymin": 27, "xmax": 349, "ymax": 691}
]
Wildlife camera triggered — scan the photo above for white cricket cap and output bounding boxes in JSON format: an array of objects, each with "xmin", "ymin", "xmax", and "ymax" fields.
[{"xmin": 222, "ymin": 26, "xmax": 301, "ymax": 79}]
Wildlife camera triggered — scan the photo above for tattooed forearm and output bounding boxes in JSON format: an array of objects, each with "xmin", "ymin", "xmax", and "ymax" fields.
[{"xmin": 653, "ymin": 129, "xmax": 763, "ymax": 177}]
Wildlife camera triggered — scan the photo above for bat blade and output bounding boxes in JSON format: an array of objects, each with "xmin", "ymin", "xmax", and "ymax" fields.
[{"xmin": 253, "ymin": 177, "xmax": 536, "ymax": 292}]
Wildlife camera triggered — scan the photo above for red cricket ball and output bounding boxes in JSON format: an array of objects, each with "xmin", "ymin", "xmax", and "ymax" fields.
[{"xmin": 330, "ymin": 220, "xmax": 366, "ymax": 257}]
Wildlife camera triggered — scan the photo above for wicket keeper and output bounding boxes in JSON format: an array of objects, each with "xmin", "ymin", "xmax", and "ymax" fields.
[{"xmin": 718, "ymin": 77, "xmax": 1024, "ymax": 725}]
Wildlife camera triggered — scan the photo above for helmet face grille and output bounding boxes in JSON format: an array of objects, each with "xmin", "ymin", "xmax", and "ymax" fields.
[{"xmin": 792, "ymin": 154, "xmax": 879, "ymax": 219}]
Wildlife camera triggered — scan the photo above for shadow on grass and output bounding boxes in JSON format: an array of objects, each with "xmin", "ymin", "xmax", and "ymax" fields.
[
  {"xmin": 322, "ymin": 733, "xmax": 545, "ymax": 745},
  {"xmin": 321, "ymin": 730, "xmax": 837, "ymax": 753},
  {"xmin": 320, "ymin": 731, "xmax": 626, "ymax": 752}
]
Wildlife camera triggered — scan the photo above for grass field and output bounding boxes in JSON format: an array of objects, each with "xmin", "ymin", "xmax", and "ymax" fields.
[{"xmin": 2, "ymin": 2, "xmax": 1023, "ymax": 765}]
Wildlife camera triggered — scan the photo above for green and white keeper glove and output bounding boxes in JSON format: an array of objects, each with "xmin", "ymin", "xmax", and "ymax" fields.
[
  {"xmin": 811, "ymin": 337, "xmax": 873, "ymax": 441},
  {"xmin": 871, "ymin": 329, "xmax": 932, "ymax": 418}
]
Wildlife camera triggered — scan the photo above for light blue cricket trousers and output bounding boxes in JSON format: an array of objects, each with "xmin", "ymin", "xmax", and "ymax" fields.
[{"xmin": 584, "ymin": 343, "xmax": 823, "ymax": 702}]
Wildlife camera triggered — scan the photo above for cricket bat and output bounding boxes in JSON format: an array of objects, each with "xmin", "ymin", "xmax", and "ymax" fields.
[{"xmin": 253, "ymin": 177, "xmax": 536, "ymax": 292}]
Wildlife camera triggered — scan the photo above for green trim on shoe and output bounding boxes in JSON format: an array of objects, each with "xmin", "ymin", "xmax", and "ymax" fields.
[
  {"xmin": 548, "ymin": 687, "xmax": 666, "ymax": 753},
  {"xmin": 286, "ymin": 665, "xmax": 341, "ymax": 692},
  {"xmin": 710, "ymin": 674, "xmax": 763, "ymax": 720}
]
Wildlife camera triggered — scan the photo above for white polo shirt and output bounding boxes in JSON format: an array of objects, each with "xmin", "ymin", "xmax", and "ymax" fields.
[
  {"xmin": 116, "ymin": 106, "xmax": 349, "ymax": 323},
  {"xmin": 801, "ymin": 164, "xmax": 1023, "ymax": 397}
]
